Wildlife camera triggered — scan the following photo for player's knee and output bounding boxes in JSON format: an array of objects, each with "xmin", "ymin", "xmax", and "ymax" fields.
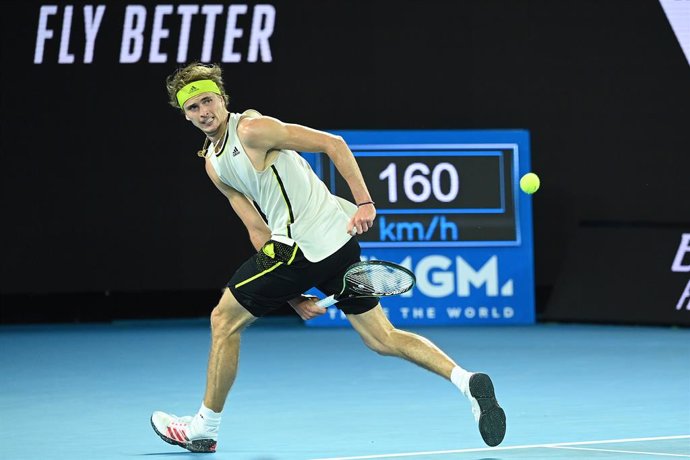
[
  {"xmin": 210, "ymin": 289, "xmax": 255, "ymax": 338},
  {"xmin": 210, "ymin": 303, "xmax": 242, "ymax": 338},
  {"xmin": 210, "ymin": 305, "xmax": 229, "ymax": 335}
]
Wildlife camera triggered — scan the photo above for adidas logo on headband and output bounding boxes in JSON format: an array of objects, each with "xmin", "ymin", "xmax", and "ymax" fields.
[{"xmin": 176, "ymin": 80, "xmax": 221, "ymax": 108}]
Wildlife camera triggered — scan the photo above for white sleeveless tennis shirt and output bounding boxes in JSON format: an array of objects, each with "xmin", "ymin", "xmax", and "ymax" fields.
[{"xmin": 208, "ymin": 112, "xmax": 357, "ymax": 262}]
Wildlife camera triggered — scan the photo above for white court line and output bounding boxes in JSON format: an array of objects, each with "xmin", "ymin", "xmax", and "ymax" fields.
[
  {"xmin": 547, "ymin": 446, "xmax": 690, "ymax": 458},
  {"xmin": 308, "ymin": 434, "xmax": 690, "ymax": 460}
]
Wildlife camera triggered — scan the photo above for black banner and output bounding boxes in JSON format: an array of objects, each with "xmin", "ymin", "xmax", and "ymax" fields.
[
  {"xmin": 544, "ymin": 225, "xmax": 690, "ymax": 326},
  {"xmin": 2, "ymin": 1, "xmax": 689, "ymax": 327}
]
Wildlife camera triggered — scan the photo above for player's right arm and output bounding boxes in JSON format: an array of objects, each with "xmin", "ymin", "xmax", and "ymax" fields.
[
  {"xmin": 205, "ymin": 160, "xmax": 271, "ymax": 250},
  {"xmin": 237, "ymin": 115, "xmax": 376, "ymax": 235}
]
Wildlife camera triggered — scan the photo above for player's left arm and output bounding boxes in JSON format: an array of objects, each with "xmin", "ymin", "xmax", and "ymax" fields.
[
  {"xmin": 238, "ymin": 115, "xmax": 376, "ymax": 234},
  {"xmin": 205, "ymin": 159, "xmax": 271, "ymax": 250}
]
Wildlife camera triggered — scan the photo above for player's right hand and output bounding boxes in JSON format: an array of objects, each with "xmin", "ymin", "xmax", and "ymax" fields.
[
  {"xmin": 288, "ymin": 295, "xmax": 326, "ymax": 320},
  {"xmin": 347, "ymin": 202, "xmax": 376, "ymax": 235}
]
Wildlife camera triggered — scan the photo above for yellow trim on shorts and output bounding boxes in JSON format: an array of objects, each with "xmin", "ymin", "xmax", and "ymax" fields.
[
  {"xmin": 287, "ymin": 244, "xmax": 299, "ymax": 264},
  {"xmin": 234, "ymin": 243, "xmax": 299, "ymax": 289},
  {"xmin": 234, "ymin": 261, "xmax": 284, "ymax": 288}
]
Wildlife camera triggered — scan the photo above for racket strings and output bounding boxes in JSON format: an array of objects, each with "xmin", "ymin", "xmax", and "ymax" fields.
[{"xmin": 345, "ymin": 265, "xmax": 414, "ymax": 296}]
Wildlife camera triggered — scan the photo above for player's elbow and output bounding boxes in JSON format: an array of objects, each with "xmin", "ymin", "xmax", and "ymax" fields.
[
  {"xmin": 331, "ymin": 134, "xmax": 346, "ymax": 147},
  {"xmin": 324, "ymin": 134, "xmax": 347, "ymax": 157}
]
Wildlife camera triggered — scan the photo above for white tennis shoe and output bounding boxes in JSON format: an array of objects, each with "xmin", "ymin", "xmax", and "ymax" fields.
[{"xmin": 150, "ymin": 411, "xmax": 218, "ymax": 453}]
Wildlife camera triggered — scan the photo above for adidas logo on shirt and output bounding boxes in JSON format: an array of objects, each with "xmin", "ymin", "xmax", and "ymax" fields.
[{"xmin": 232, "ymin": 146, "xmax": 240, "ymax": 156}]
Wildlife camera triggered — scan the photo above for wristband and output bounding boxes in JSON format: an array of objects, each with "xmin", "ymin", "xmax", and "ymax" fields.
[{"xmin": 357, "ymin": 201, "xmax": 375, "ymax": 207}]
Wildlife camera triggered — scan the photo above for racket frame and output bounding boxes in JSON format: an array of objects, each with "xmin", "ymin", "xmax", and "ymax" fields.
[{"xmin": 316, "ymin": 260, "xmax": 415, "ymax": 307}]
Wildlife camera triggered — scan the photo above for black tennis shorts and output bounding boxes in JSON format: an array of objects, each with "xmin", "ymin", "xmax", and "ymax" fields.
[{"xmin": 228, "ymin": 237, "xmax": 379, "ymax": 317}]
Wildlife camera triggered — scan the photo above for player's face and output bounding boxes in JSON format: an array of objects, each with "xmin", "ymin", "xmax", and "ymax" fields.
[{"xmin": 183, "ymin": 92, "xmax": 228, "ymax": 138}]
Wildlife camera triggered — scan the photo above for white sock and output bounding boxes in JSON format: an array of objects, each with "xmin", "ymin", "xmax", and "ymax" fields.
[
  {"xmin": 450, "ymin": 366, "xmax": 474, "ymax": 397},
  {"xmin": 451, "ymin": 366, "xmax": 481, "ymax": 422},
  {"xmin": 191, "ymin": 403, "xmax": 221, "ymax": 435}
]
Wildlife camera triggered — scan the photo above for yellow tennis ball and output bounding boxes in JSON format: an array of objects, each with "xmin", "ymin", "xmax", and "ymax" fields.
[{"xmin": 520, "ymin": 172, "xmax": 540, "ymax": 194}]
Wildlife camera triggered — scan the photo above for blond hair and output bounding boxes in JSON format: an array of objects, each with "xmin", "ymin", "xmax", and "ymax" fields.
[{"xmin": 165, "ymin": 62, "xmax": 229, "ymax": 111}]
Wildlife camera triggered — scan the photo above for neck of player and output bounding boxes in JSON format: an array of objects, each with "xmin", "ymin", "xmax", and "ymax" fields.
[{"xmin": 209, "ymin": 115, "xmax": 229, "ymax": 145}]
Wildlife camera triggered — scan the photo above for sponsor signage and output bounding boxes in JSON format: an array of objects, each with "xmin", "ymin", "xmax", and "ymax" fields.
[
  {"xmin": 304, "ymin": 130, "xmax": 536, "ymax": 326},
  {"xmin": 672, "ymin": 233, "xmax": 690, "ymax": 312},
  {"xmin": 33, "ymin": 3, "xmax": 276, "ymax": 64},
  {"xmin": 659, "ymin": 0, "xmax": 690, "ymax": 67}
]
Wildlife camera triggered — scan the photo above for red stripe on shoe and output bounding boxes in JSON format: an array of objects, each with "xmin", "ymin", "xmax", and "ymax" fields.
[
  {"xmin": 173, "ymin": 428, "xmax": 188, "ymax": 442},
  {"xmin": 167, "ymin": 427, "xmax": 184, "ymax": 443}
]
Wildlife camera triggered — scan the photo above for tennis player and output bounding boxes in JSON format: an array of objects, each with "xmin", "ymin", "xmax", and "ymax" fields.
[{"xmin": 151, "ymin": 62, "xmax": 506, "ymax": 453}]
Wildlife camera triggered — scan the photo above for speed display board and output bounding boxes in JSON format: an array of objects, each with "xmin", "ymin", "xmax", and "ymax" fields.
[
  {"xmin": 305, "ymin": 130, "xmax": 535, "ymax": 326},
  {"xmin": 324, "ymin": 145, "xmax": 519, "ymax": 247}
]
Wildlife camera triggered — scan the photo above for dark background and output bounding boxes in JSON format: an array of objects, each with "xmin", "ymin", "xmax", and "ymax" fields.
[{"xmin": 1, "ymin": 1, "xmax": 689, "ymax": 324}]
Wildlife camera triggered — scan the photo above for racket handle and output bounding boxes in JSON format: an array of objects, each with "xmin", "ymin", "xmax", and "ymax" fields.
[{"xmin": 316, "ymin": 295, "xmax": 338, "ymax": 307}]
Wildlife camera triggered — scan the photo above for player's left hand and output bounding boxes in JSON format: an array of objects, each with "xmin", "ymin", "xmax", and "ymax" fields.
[
  {"xmin": 348, "ymin": 203, "xmax": 376, "ymax": 235},
  {"xmin": 288, "ymin": 295, "xmax": 326, "ymax": 320}
]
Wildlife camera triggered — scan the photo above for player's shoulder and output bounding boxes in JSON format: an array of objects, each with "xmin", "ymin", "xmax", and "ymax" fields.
[
  {"xmin": 239, "ymin": 108, "xmax": 263, "ymax": 120},
  {"xmin": 237, "ymin": 110, "xmax": 283, "ymax": 141},
  {"xmin": 237, "ymin": 109, "xmax": 266, "ymax": 133}
]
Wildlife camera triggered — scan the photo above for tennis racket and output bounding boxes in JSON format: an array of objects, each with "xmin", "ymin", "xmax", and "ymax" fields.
[{"xmin": 316, "ymin": 260, "xmax": 416, "ymax": 307}]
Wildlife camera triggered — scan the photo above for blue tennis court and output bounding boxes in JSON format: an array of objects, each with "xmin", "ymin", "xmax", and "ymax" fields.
[{"xmin": 1, "ymin": 318, "xmax": 688, "ymax": 459}]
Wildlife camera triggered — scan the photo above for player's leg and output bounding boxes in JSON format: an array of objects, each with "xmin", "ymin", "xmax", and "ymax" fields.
[
  {"xmin": 347, "ymin": 304, "xmax": 456, "ymax": 377},
  {"xmin": 152, "ymin": 239, "xmax": 316, "ymax": 453},
  {"xmin": 347, "ymin": 305, "xmax": 506, "ymax": 447},
  {"xmin": 204, "ymin": 287, "xmax": 257, "ymax": 411},
  {"xmin": 151, "ymin": 288, "xmax": 257, "ymax": 453}
]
